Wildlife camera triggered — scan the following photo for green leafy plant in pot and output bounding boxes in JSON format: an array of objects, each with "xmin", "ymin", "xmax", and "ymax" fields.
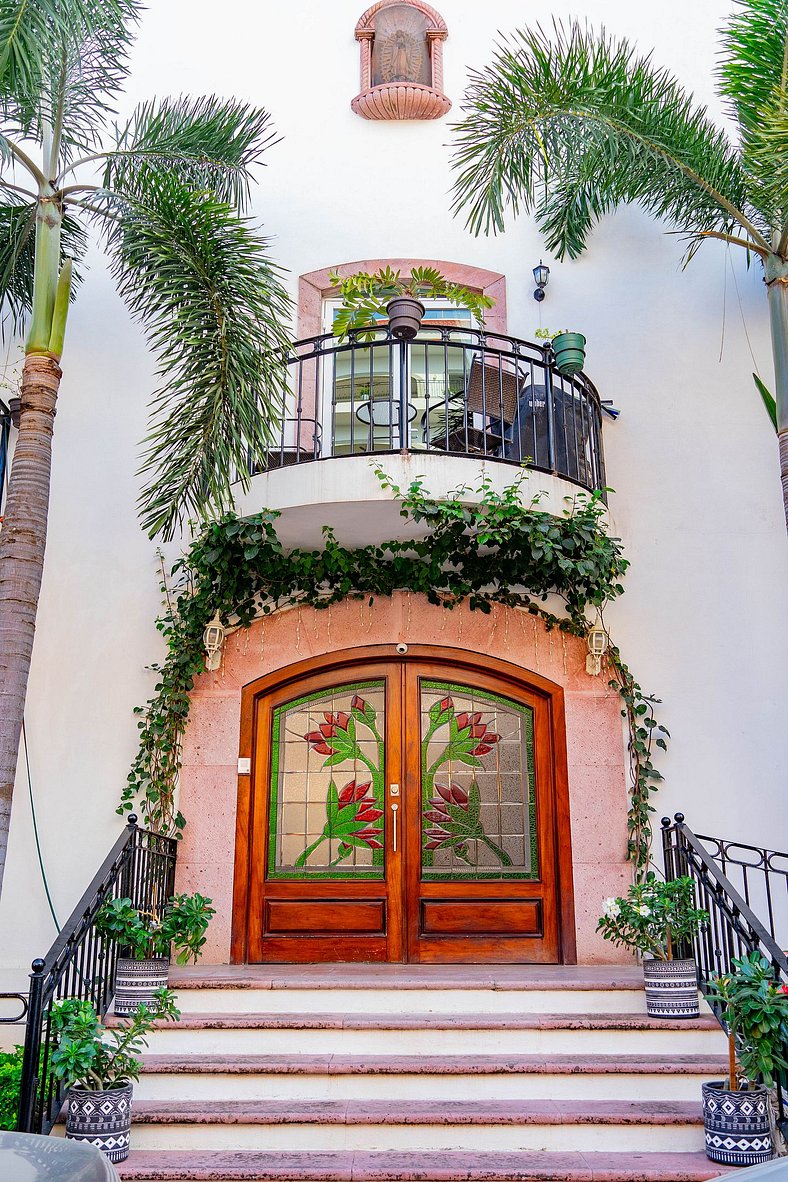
[
  {"xmin": 597, "ymin": 874, "xmax": 708, "ymax": 1018},
  {"xmin": 330, "ymin": 266, "xmax": 494, "ymax": 341},
  {"xmin": 702, "ymin": 952, "xmax": 788, "ymax": 1166},
  {"xmin": 534, "ymin": 327, "xmax": 587, "ymax": 376},
  {"xmin": 97, "ymin": 893, "xmax": 214, "ymax": 1016},
  {"xmin": 51, "ymin": 990, "xmax": 180, "ymax": 1163}
]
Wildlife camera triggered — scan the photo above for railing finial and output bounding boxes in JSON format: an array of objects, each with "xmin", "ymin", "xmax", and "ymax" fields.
[
  {"xmin": 661, "ymin": 817, "xmax": 671, "ymax": 828},
  {"xmin": 127, "ymin": 813, "xmax": 138, "ymax": 827},
  {"xmin": 674, "ymin": 812, "xmax": 685, "ymax": 824},
  {"xmin": 30, "ymin": 958, "xmax": 45, "ymax": 974}
]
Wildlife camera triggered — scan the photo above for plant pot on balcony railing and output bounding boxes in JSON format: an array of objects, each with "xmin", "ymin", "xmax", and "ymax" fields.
[
  {"xmin": 95, "ymin": 893, "xmax": 215, "ymax": 1014},
  {"xmin": 597, "ymin": 874, "xmax": 708, "ymax": 1019},
  {"xmin": 551, "ymin": 332, "xmax": 587, "ymax": 377},
  {"xmin": 51, "ymin": 992, "xmax": 180, "ymax": 1163},
  {"xmin": 386, "ymin": 295, "xmax": 425, "ymax": 341}
]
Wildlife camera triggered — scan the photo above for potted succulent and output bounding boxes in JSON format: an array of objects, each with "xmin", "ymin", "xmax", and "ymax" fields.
[
  {"xmin": 96, "ymin": 892, "xmax": 214, "ymax": 1016},
  {"xmin": 702, "ymin": 952, "xmax": 788, "ymax": 1166},
  {"xmin": 329, "ymin": 265, "xmax": 494, "ymax": 341},
  {"xmin": 50, "ymin": 990, "xmax": 180, "ymax": 1162},
  {"xmin": 534, "ymin": 327, "xmax": 587, "ymax": 376},
  {"xmin": 597, "ymin": 874, "xmax": 708, "ymax": 1018}
]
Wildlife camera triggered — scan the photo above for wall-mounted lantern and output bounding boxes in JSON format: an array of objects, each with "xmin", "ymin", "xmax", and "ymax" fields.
[
  {"xmin": 203, "ymin": 612, "xmax": 226, "ymax": 672},
  {"xmin": 586, "ymin": 618, "xmax": 609, "ymax": 676},
  {"xmin": 533, "ymin": 261, "xmax": 550, "ymax": 302}
]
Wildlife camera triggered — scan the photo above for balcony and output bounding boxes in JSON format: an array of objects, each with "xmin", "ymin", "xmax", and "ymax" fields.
[{"xmin": 234, "ymin": 327, "xmax": 609, "ymax": 547}]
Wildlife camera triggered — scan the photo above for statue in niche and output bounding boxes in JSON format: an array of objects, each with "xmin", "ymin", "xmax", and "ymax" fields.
[{"xmin": 371, "ymin": 4, "xmax": 431, "ymax": 87}]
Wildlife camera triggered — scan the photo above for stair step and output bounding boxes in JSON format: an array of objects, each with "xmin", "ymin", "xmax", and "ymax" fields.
[
  {"xmin": 168, "ymin": 965, "xmax": 646, "ymax": 990},
  {"xmin": 133, "ymin": 1010, "xmax": 721, "ymax": 1057},
  {"xmin": 125, "ymin": 1011, "xmax": 720, "ymax": 1031},
  {"xmin": 117, "ymin": 1148, "xmax": 729, "ymax": 1181},
  {"xmin": 140, "ymin": 1053, "xmax": 727, "ymax": 1076},
  {"xmin": 128, "ymin": 1099, "xmax": 705, "ymax": 1125},
  {"xmin": 135, "ymin": 1053, "xmax": 726, "ymax": 1102},
  {"xmin": 108, "ymin": 1098, "xmax": 708, "ymax": 1152}
]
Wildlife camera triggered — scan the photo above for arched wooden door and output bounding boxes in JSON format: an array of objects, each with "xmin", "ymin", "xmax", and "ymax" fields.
[{"xmin": 231, "ymin": 647, "xmax": 574, "ymax": 963}]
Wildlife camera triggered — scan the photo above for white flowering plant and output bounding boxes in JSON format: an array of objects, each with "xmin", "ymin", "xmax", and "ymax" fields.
[{"xmin": 596, "ymin": 874, "xmax": 708, "ymax": 960}]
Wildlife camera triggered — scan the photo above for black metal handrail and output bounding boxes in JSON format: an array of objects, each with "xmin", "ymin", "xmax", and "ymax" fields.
[
  {"xmin": 662, "ymin": 813, "xmax": 788, "ymax": 1123},
  {"xmin": 259, "ymin": 328, "xmax": 607, "ymax": 497},
  {"xmin": 16, "ymin": 816, "xmax": 177, "ymax": 1135}
]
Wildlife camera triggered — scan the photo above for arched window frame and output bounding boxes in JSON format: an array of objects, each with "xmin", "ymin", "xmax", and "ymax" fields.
[{"xmin": 352, "ymin": 0, "xmax": 450, "ymax": 121}]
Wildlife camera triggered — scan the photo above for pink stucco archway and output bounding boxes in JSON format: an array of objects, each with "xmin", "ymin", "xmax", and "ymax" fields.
[
  {"xmin": 297, "ymin": 259, "xmax": 508, "ymax": 340},
  {"xmin": 176, "ymin": 593, "xmax": 632, "ymax": 964}
]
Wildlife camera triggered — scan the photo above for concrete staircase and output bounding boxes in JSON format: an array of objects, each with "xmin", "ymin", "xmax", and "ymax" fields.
[{"xmin": 110, "ymin": 964, "xmax": 730, "ymax": 1181}]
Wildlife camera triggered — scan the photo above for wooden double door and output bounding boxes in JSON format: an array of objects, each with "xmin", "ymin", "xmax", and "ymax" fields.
[{"xmin": 232, "ymin": 648, "xmax": 573, "ymax": 963}]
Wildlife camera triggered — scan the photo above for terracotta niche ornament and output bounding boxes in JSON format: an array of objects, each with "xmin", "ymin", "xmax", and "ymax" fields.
[{"xmin": 352, "ymin": 0, "xmax": 450, "ymax": 121}]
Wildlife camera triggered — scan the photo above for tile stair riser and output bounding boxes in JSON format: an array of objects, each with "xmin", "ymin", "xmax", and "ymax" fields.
[
  {"xmin": 141, "ymin": 1026, "xmax": 723, "ymax": 1056},
  {"xmin": 114, "ymin": 1121, "xmax": 707, "ymax": 1154},
  {"xmin": 172, "ymin": 988, "xmax": 652, "ymax": 1015},
  {"xmin": 132, "ymin": 1071, "xmax": 716, "ymax": 1102}
]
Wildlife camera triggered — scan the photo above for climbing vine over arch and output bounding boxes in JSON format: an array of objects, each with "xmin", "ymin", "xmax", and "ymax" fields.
[{"xmin": 120, "ymin": 469, "xmax": 667, "ymax": 878}]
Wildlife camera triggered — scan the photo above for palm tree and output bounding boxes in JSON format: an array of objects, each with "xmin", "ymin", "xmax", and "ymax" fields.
[
  {"xmin": 449, "ymin": 0, "xmax": 788, "ymax": 532},
  {"xmin": 0, "ymin": 0, "xmax": 292, "ymax": 894}
]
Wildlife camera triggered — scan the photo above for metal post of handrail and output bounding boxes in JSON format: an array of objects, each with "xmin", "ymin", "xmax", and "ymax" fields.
[
  {"xmin": 17, "ymin": 959, "xmax": 46, "ymax": 1133},
  {"xmin": 399, "ymin": 337, "xmax": 408, "ymax": 452}
]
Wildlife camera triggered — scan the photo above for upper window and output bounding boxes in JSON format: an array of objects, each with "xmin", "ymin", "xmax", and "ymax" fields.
[{"xmin": 352, "ymin": 1, "xmax": 450, "ymax": 121}]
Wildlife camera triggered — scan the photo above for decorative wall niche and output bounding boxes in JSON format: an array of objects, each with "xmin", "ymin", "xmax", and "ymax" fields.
[{"xmin": 352, "ymin": 0, "xmax": 450, "ymax": 121}]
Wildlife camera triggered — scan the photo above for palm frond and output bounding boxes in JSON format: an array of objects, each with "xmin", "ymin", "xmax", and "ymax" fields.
[
  {"xmin": 719, "ymin": 0, "xmax": 788, "ymax": 140},
  {"xmin": 0, "ymin": 196, "xmax": 86, "ymax": 337},
  {"xmin": 0, "ymin": 0, "xmax": 140, "ymax": 150},
  {"xmin": 101, "ymin": 97, "xmax": 279, "ymax": 211},
  {"xmin": 101, "ymin": 175, "xmax": 293, "ymax": 540},
  {"xmin": 451, "ymin": 21, "xmax": 768, "ymax": 259},
  {"xmin": 718, "ymin": 0, "xmax": 788, "ymax": 232}
]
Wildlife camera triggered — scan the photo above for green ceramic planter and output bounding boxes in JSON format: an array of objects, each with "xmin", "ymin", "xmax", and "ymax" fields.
[{"xmin": 551, "ymin": 332, "xmax": 587, "ymax": 377}]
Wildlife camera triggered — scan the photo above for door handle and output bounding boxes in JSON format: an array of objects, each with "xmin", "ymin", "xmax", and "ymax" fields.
[{"xmin": 391, "ymin": 802, "xmax": 399, "ymax": 852}]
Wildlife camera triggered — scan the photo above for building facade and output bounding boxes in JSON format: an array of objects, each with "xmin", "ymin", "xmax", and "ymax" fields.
[{"xmin": 1, "ymin": 0, "xmax": 787, "ymax": 984}]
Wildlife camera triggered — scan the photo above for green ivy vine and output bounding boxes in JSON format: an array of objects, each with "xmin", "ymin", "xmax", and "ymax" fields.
[{"xmin": 120, "ymin": 468, "xmax": 666, "ymax": 877}]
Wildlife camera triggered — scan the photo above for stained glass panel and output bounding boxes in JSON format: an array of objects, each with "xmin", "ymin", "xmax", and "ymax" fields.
[
  {"xmin": 268, "ymin": 681, "xmax": 385, "ymax": 880},
  {"xmin": 420, "ymin": 680, "xmax": 538, "ymax": 881}
]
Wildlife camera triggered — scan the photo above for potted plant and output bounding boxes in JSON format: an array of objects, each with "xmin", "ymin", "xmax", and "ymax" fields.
[
  {"xmin": 597, "ymin": 874, "xmax": 708, "ymax": 1018},
  {"xmin": 329, "ymin": 265, "xmax": 494, "ymax": 341},
  {"xmin": 96, "ymin": 892, "xmax": 214, "ymax": 1016},
  {"xmin": 534, "ymin": 327, "xmax": 587, "ymax": 376},
  {"xmin": 702, "ymin": 952, "xmax": 788, "ymax": 1166},
  {"xmin": 50, "ymin": 990, "xmax": 180, "ymax": 1162}
]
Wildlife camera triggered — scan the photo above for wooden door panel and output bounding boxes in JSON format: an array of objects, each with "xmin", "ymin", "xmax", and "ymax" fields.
[
  {"xmin": 404, "ymin": 666, "xmax": 560, "ymax": 963},
  {"xmin": 245, "ymin": 666, "xmax": 402, "ymax": 963},
  {"xmin": 236, "ymin": 648, "xmax": 571, "ymax": 965},
  {"xmin": 265, "ymin": 899, "xmax": 386, "ymax": 934},
  {"xmin": 420, "ymin": 899, "xmax": 542, "ymax": 935}
]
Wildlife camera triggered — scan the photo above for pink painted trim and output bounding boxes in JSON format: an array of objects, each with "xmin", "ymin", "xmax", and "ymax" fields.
[{"xmin": 298, "ymin": 259, "xmax": 508, "ymax": 340}]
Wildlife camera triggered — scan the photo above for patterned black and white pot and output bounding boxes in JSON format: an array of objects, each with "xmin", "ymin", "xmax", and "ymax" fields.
[
  {"xmin": 114, "ymin": 956, "xmax": 169, "ymax": 1016},
  {"xmin": 642, "ymin": 957, "xmax": 700, "ymax": 1018},
  {"xmin": 702, "ymin": 1080, "xmax": 773, "ymax": 1166},
  {"xmin": 65, "ymin": 1083, "xmax": 133, "ymax": 1163}
]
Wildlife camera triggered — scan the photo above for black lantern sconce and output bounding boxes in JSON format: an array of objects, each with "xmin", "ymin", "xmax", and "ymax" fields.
[{"xmin": 533, "ymin": 261, "xmax": 550, "ymax": 302}]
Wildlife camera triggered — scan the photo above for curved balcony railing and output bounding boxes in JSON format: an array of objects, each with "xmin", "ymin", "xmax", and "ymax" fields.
[{"xmin": 255, "ymin": 327, "xmax": 608, "ymax": 498}]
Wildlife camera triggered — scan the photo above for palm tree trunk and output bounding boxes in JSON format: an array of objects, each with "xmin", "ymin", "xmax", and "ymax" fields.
[
  {"xmin": 0, "ymin": 353, "xmax": 62, "ymax": 896},
  {"xmin": 766, "ymin": 267, "xmax": 788, "ymax": 534}
]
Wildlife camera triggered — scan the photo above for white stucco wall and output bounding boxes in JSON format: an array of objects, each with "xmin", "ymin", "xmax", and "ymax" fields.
[{"xmin": 2, "ymin": 0, "xmax": 787, "ymax": 985}]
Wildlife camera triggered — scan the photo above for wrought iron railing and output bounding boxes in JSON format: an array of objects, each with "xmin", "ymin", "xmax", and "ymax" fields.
[
  {"xmin": 14, "ymin": 816, "xmax": 176, "ymax": 1135},
  {"xmin": 260, "ymin": 328, "xmax": 608, "ymax": 497},
  {"xmin": 662, "ymin": 813, "xmax": 788, "ymax": 1125}
]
